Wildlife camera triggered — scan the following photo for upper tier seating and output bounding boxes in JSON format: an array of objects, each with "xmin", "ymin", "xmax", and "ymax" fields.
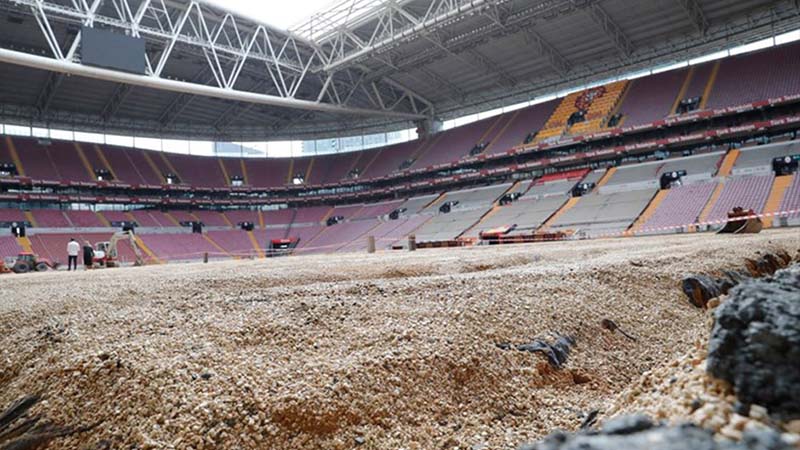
[
  {"xmin": 640, "ymin": 181, "xmax": 718, "ymax": 233},
  {"xmin": 49, "ymin": 142, "xmax": 94, "ymax": 182},
  {"xmin": 306, "ymin": 152, "xmax": 361, "ymax": 185},
  {"xmin": 13, "ymin": 139, "xmax": 61, "ymax": 180},
  {"xmin": 706, "ymin": 174, "xmax": 775, "ymax": 223},
  {"xmin": 243, "ymin": 158, "xmax": 292, "ymax": 188},
  {"xmin": 412, "ymin": 116, "xmax": 502, "ymax": 168},
  {"xmin": 483, "ymin": 100, "xmax": 559, "ymax": 155},
  {"xmin": 619, "ymin": 69, "xmax": 688, "ymax": 127},
  {"xmin": 527, "ymin": 179, "xmax": 575, "ymax": 198},
  {"xmin": 165, "ymin": 153, "xmax": 227, "ymax": 187},
  {"xmin": 359, "ymin": 140, "xmax": 420, "ymax": 179},
  {"xmin": 707, "ymin": 41, "xmax": 800, "ymax": 109},
  {"xmin": 683, "ymin": 63, "xmax": 715, "ymax": 106}
]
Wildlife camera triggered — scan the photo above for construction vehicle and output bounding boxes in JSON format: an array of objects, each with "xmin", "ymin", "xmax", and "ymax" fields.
[
  {"xmin": 717, "ymin": 207, "xmax": 763, "ymax": 234},
  {"xmin": 3, "ymin": 252, "xmax": 59, "ymax": 274},
  {"xmin": 94, "ymin": 231, "xmax": 144, "ymax": 267}
]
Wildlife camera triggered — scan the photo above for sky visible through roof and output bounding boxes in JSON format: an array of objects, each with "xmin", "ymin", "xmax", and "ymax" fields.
[{"xmin": 207, "ymin": 0, "xmax": 332, "ymax": 30}]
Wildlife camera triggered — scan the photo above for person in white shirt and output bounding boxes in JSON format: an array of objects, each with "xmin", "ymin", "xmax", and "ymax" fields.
[{"xmin": 66, "ymin": 238, "xmax": 80, "ymax": 271}]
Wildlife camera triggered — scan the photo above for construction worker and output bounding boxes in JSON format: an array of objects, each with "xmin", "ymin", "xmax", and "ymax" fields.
[
  {"xmin": 83, "ymin": 241, "xmax": 94, "ymax": 270},
  {"xmin": 67, "ymin": 238, "xmax": 79, "ymax": 271}
]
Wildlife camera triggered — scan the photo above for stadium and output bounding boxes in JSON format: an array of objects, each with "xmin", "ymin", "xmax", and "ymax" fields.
[{"xmin": 0, "ymin": 0, "xmax": 799, "ymax": 449}]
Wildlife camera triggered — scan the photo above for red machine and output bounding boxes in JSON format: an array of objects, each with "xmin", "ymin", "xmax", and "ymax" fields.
[{"xmin": 3, "ymin": 252, "xmax": 59, "ymax": 274}]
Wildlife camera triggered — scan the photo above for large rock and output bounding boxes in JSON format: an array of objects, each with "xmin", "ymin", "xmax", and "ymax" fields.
[
  {"xmin": 518, "ymin": 415, "xmax": 793, "ymax": 450},
  {"xmin": 707, "ymin": 265, "xmax": 800, "ymax": 420}
]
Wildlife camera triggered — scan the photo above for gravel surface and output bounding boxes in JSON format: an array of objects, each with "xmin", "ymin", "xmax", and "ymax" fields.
[{"xmin": 1, "ymin": 229, "xmax": 798, "ymax": 450}]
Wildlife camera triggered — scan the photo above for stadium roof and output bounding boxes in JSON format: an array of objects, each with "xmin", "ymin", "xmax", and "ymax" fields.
[{"xmin": 0, "ymin": 0, "xmax": 798, "ymax": 142}]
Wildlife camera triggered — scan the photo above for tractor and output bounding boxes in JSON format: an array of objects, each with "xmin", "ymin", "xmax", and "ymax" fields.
[{"xmin": 4, "ymin": 252, "xmax": 59, "ymax": 274}]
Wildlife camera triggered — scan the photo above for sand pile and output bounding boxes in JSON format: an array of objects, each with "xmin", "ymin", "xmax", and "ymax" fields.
[{"xmin": 0, "ymin": 229, "xmax": 798, "ymax": 449}]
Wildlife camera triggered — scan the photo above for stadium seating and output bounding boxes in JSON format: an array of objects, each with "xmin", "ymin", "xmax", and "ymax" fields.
[
  {"xmin": 706, "ymin": 174, "xmax": 775, "ymax": 223},
  {"xmin": 243, "ymin": 157, "xmax": 292, "ymax": 188},
  {"xmin": 13, "ymin": 139, "xmax": 61, "ymax": 180},
  {"xmin": 639, "ymin": 181, "xmax": 718, "ymax": 232},
  {"xmin": 0, "ymin": 236, "xmax": 22, "ymax": 258},
  {"xmin": 619, "ymin": 69, "xmax": 688, "ymax": 127},
  {"xmin": 223, "ymin": 210, "xmax": 261, "ymax": 227},
  {"xmin": 30, "ymin": 210, "xmax": 70, "ymax": 228},
  {"xmin": 359, "ymin": 140, "xmax": 420, "ymax": 179},
  {"xmin": 412, "ymin": 116, "xmax": 501, "ymax": 168},
  {"xmin": 483, "ymin": 101, "xmax": 559, "ymax": 155},
  {"xmin": 192, "ymin": 210, "xmax": 231, "ymax": 227},
  {"xmin": 469, "ymin": 195, "xmax": 567, "ymax": 237},
  {"xmin": 0, "ymin": 209, "xmax": 26, "ymax": 223},
  {"xmin": 206, "ymin": 230, "xmax": 259, "ymax": 257},
  {"xmin": 138, "ymin": 233, "xmax": 220, "ymax": 261},
  {"xmin": 164, "ymin": 153, "xmax": 227, "ymax": 187},
  {"xmin": 780, "ymin": 174, "xmax": 800, "ymax": 224},
  {"xmin": 733, "ymin": 142, "xmax": 800, "ymax": 176},
  {"xmin": 548, "ymin": 188, "xmax": 657, "ymax": 237},
  {"xmin": 682, "ymin": 63, "xmax": 715, "ymax": 107},
  {"xmin": 707, "ymin": 42, "xmax": 800, "ymax": 109},
  {"xmin": 395, "ymin": 194, "xmax": 440, "ymax": 216},
  {"xmin": 64, "ymin": 211, "xmax": 105, "ymax": 228}
]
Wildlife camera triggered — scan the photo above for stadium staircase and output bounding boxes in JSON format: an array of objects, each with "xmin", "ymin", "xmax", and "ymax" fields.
[
  {"xmin": 698, "ymin": 61, "xmax": 721, "ymax": 110},
  {"xmin": 697, "ymin": 181, "xmax": 725, "ymax": 224},
  {"xmin": 716, "ymin": 149, "xmax": 740, "ymax": 176},
  {"xmin": 539, "ymin": 197, "xmax": 579, "ymax": 230},
  {"xmin": 247, "ymin": 231, "xmax": 266, "ymax": 258},
  {"xmin": 141, "ymin": 151, "xmax": 164, "ymax": 182},
  {"xmin": 594, "ymin": 167, "xmax": 617, "ymax": 190},
  {"xmin": 203, "ymin": 234, "xmax": 231, "ymax": 258},
  {"xmin": 73, "ymin": 143, "xmax": 97, "ymax": 181},
  {"xmin": 23, "ymin": 211, "xmax": 38, "ymax": 228},
  {"xmin": 627, "ymin": 190, "xmax": 668, "ymax": 234},
  {"xmin": 218, "ymin": 159, "xmax": 232, "ymax": 185},
  {"xmin": 460, "ymin": 181, "xmax": 520, "ymax": 237},
  {"xmin": 93, "ymin": 144, "xmax": 119, "ymax": 180},
  {"xmin": 133, "ymin": 235, "xmax": 161, "ymax": 264},
  {"xmin": 16, "ymin": 237, "xmax": 33, "ymax": 253},
  {"xmin": 481, "ymin": 110, "xmax": 522, "ymax": 155},
  {"xmin": 239, "ymin": 159, "xmax": 249, "ymax": 185},
  {"xmin": 762, "ymin": 175, "xmax": 794, "ymax": 228},
  {"xmin": 670, "ymin": 67, "xmax": 695, "ymax": 114},
  {"xmin": 4, "ymin": 136, "xmax": 25, "ymax": 176}
]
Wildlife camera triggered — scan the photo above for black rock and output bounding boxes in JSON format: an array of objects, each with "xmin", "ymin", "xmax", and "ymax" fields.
[
  {"xmin": 707, "ymin": 265, "xmax": 800, "ymax": 420},
  {"xmin": 517, "ymin": 416, "xmax": 793, "ymax": 450},
  {"xmin": 516, "ymin": 335, "xmax": 576, "ymax": 369}
]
